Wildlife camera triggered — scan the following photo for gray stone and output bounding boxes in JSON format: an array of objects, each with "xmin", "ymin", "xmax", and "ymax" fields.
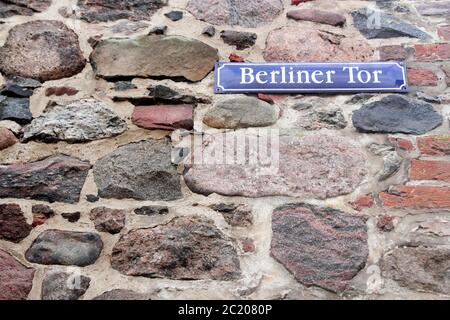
[
  {"xmin": 202, "ymin": 25, "xmax": 216, "ymax": 37},
  {"xmin": 23, "ymin": 99, "xmax": 127, "ymax": 143},
  {"xmin": 111, "ymin": 21, "xmax": 148, "ymax": 35},
  {"xmin": 352, "ymin": 8, "xmax": 430, "ymax": 40},
  {"xmin": 0, "ymin": 96, "xmax": 32, "ymax": 124},
  {"xmin": 203, "ymin": 97, "xmax": 278, "ymax": 129},
  {"xmin": 148, "ymin": 25, "xmax": 167, "ymax": 35},
  {"xmin": 93, "ymin": 289, "xmax": 148, "ymax": 300},
  {"xmin": 220, "ymin": 31, "xmax": 257, "ymax": 50},
  {"xmin": 94, "ymin": 139, "xmax": 182, "ymax": 201},
  {"xmin": 164, "ymin": 10, "xmax": 183, "ymax": 21},
  {"xmin": 134, "ymin": 205, "xmax": 169, "ymax": 216},
  {"xmin": 114, "ymin": 81, "xmax": 137, "ymax": 91},
  {"xmin": 90, "ymin": 207, "xmax": 126, "ymax": 234},
  {"xmin": 0, "ymin": 0, "xmax": 51, "ymax": 18},
  {"xmin": 296, "ymin": 108, "xmax": 348, "ymax": 130},
  {"xmin": 25, "ymin": 230, "xmax": 103, "ymax": 266},
  {"xmin": 353, "ymin": 95, "xmax": 443, "ymax": 135},
  {"xmin": 41, "ymin": 271, "xmax": 90, "ymax": 300},
  {"xmin": 416, "ymin": 2, "xmax": 450, "ymax": 16},
  {"xmin": 1, "ymin": 76, "xmax": 41, "ymax": 97}
]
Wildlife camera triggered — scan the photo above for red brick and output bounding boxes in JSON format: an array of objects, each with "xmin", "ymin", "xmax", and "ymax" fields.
[
  {"xmin": 437, "ymin": 25, "xmax": 450, "ymax": 40},
  {"xmin": 388, "ymin": 136, "xmax": 414, "ymax": 151},
  {"xmin": 417, "ymin": 135, "xmax": 450, "ymax": 156},
  {"xmin": 407, "ymin": 68, "xmax": 438, "ymax": 86},
  {"xmin": 414, "ymin": 44, "xmax": 450, "ymax": 61},
  {"xmin": 379, "ymin": 45, "xmax": 408, "ymax": 61},
  {"xmin": 350, "ymin": 194, "xmax": 374, "ymax": 211},
  {"xmin": 410, "ymin": 159, "xmax": 450, "ymax": 182},
  {"xmin": 380, "ymin": 186, "xmax": 450, "ymax": 208}
]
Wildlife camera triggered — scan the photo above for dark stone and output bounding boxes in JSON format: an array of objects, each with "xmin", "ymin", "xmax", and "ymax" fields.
[
  {"xmin": 86, "ymin": 194, "xmax": 99, "ymax": 203},
  {"xmin": 352, "ymin": 8, "xmax": 430, "ymax": 40},
  {"xmin": 147, "ymin": 84, "xmax": 210, "ymax": 105},
  {"xmin": 271, "ymin": 203, "xmax": 368, "ymax": 293},
  {"xmin": 0, "ymin": 249, "xmax": 35, "ymax": 300},
  {"xmin": 0, "ymin": 96, "xmax": 32, "ymax": 124},
  {"xmin": 346, "ymin": 94, "xmax": 374, "ymax": 105},
  {"xmin": 25, "ymin": 230, "xmax": 103, "ymax": 266},
  {"xmin": 1, "ymin": 76, "xmax": 41, "ymax": 97},
  {"xmin": 45, "ymin": 86, "xmax": 79, "ymax": 97},
  {"xmin": 134, "ymin": 205, "xmax": 169, "ymax": 216},
  {"xmin": 114, "ymin": 81, "xmax": 137, "ymax": 91},
  {"xmin": 41, "ymin": 272, "xmax": 90, "ymax": 300},
  {"xmin": 111, "ymin": 216, "xmax": 241, "ymax": 280},
  {"xmin": 0, "ymin": 155, "xmax": 91, "ymax": 204},
  {"xmin": 93, "ymin": 289, "xmax": 148, "ymax": 300},
  {"xmin": 202, "ymin": 25, "xmax": 216, "ymax": 37},
  {"xmin": 0, "ymin": 203, "xmax": 32, "ymax": 243},
  {"xmin": 32, "ymin": 204, "xmax": 55, "ymax": 226},
  {"xmin": 90, "ymin": 207, "xmax": 126, "ymax": 234},
  {"xmin": 220, "ymin": 30, "xmax": 257, "ymax": 50},
  {"xmin": 210, "ymin": 203, "xmax": 253, "ymax": 227},
  {"xmin": 164, "ymin": 10, "xmax": 183, "ymax": 21},
  {"xmin": 148, "ymin": 25, "xmax": 167, "ymax": 35},
  {"xmin": 353, "ymin": 95, "xmax": 443, "ymax": 135},
  {"xmin": 0, "ymin": 0, "xmax": 52, "ymax": 18},
  {"xmin": 62, "ymin": 212, "xmax": 81, "ymax": 223}
]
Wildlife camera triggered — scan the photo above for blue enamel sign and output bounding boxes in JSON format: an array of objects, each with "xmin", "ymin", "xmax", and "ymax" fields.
[{"xmin": 215, "ymin": 62, "xmax": 408, "ymax": 94}]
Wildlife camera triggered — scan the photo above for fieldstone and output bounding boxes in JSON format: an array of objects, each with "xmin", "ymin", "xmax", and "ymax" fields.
[
  {"xmin": 379, "ymin": 152, "xmax": 402, "ymax": 181},
  {"xmin": 0, "ymin": 0, "xmax": 51, "ymax": 18},
  {"xmin": 134, "ymin": 205, "xmax": 169, "ymax": 216},
  {"xmin": 379, "ymin": 45, "xmax": 409, "ymax": 62},
  {"xmin": 111, "ymin": 216, "xmax": 241, "ymax": 280},
  {"xmin": 0, "ymin": 249, "xmax": 35, "ymax": 300},
  {"xmin": 220, "ymin": 31, "xmax": 257, "ymax": 50},
  {"xmin": 210, "ymin": 203, "xmax": 253, "ymax": 227},
  {"xmin": 0, "ymin": 96, "xmax": 32, "ymax": 124},
  {"xmin": 381, "ymin": 247, "xmax": 450, "ymax": 294},
  {"xmin": 376, "ymin": 214, "xmax": 395, "ymax": 232},
  {"xmin": 25, "ymin": 230, "xmax": 103, "ymax": 266},
  {"xmin": 345, "ymin": 94, "xmax": 374, "ymax": 105},
  {"xmin": 352, "ymin": 8, "xmax": 430, "ymax": 40},
  {"xmin": 0, "ymin": 127, "xmax": 18, "ymax": 150},
  {"xmin": 73, "ymin": 0, "xmax": 167, "ymax": 22},
  {"xmin": 0, "ymin": 155, "xmax": 91, "ymax": 204},
  {"xmin": 187, "ymin": 0, "xmax": 283, "ymax": 28},
  {"xmin": 93, "ymin": 289, "xmax": 148, "ymax": 300},
  {"xmin": 32, "ymin": 204, "xmax": 55, "ymax": 226},
  {"xmin": 86, "ymin": 194, "xmax": 99, "ymax": 203},
  {"xmin": 0, "ymin": 20, "xmax": 86, "ymax": 81},
  {"xmin": 1, "ymin": 76, "xmax": 41, "ymax": 97},
  {"xmin": 114, "ymin": 81, "xmax": 137, "ymax": 91},
  {"xmin": 287, "ymin": 9, "xmax": 346, "ymax": 27},
  {"xmin": 184, "ymin": 132, "xmax": 367, "ymax": 199},
  {"xmin": 45, "ymin": 86, "xmax": 79, "ymax": 97},
  {"xmin": 202, "ymin": 26, "xmax": 216, "ymax": 37},
  {"xmin": 90, "ymin": 207, "xmax": 126, "ymax": 234},
  {"xmin": 353, "ymin": 95, "xmax": 443, "ymax": 135},
  {"xmin": 148, "ymin": 85, "xmax": 210, "ymax": 105},
  {"xmin": 416, "ymin": 2, "xmax": 450, "ymax": 17},
  {"xmin": 148, "ymin": 25, "xmax": 167, "ymax": 35},
  {"xmin": 271, "ymin": 203, "xmax": 368, "ymax": 293},
  {"xmin": 111, "ymin": 21, "xmax": 148, "ymax": 35},
  {"xmin": 91, "ymin": 35, "xmax": 218, "ymax": 82},
  {"xmin": 0, "ymin": 203, "xmax": 32, "ymax": 243},
  {"xmin": 41, "ymin": 271, "xmax": 90, "ymax": 300},
  {"xmin": 295, "ymin": 108, "xmax": 348, "ymax": 130},
  {"xmin": 165, "ymin": 10, "xmax": 183, "ymax": 21},
  {"xmin": 203, "ymin": 97, "xmax": 278, "ymax": 129},
  {"xmin": 264, "ymin": 27, "xmax": 374, "ymax": 62},
  {"xmin": 94, "ymin": 139, "xmax": 182, "ymax": 201},
  {"xmin": 62, "ymin": 212, "xmax": 81, "ymax": 223},
  {"xmin": 22, "ymin": 99, "xmax": 127, "ymax": 143},
  {"xmin": 132, "ymin": 105, "xmax": 194, "ymax": 131}
]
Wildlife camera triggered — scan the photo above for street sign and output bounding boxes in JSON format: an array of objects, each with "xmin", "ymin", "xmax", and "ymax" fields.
[{"xmin": 215, "ymin": 62, "xmax": 408, "ymax": 94}]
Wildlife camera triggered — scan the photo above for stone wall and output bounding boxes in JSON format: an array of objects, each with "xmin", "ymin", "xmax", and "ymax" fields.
[{"xmin": 0, "ymin": 0, "xmax": 449, "ymax": 300}]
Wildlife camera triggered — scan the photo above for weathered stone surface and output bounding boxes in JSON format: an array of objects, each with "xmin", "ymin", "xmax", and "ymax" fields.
[
  {"xmin": 381, "ymin": 247, "xmax": 450, "ymax": 294},
  {"xmin": 62, "ymin": 212, "xmax": 81, "ymax": 223},
  {"xmin": 94, "ymin": 139, "xmax": 182, "ymax": 201},
  {"xmin": 352, "ymin": 8, "xmax": 430, "ymax": 40},
  {"xmin": 187, "ymin": 0, "xmax": 283, "ymax": 28},
  {"xmin": 416, "ymin": 2, "xmax": 450, "ymax": 16},
  {"xmin": 203, "ymin": 97, "xmax": 278, "ymax": 129},
  {"xmin": 0, "ymin": 127, "xmax": 18, "ymax": 150},
  {"xmin": 220, "ymin": 31, "xmax": 257, "ymax": 50},
  {"xmin": 90, "ymin": 207, "xmax": 126, "ymax": 234},
  {"xmin": 23, "ymin": 99, "xmax": 127, "ymax": 143},
  {"xmin": 148, "ymin": 25, "xmax": 167, "ymax": 35},
  {"xmin": 379, "ymin": 45, "xmax": 409, "ymax": 61},
  {"xmin": 73, "ymin": 0, "xmax": 167, "ymax": 22},
  {"xmin": 134, "ymin": 205, "xmax": 169, "ymax": 216},
  {"xmin": 287, "ymin": 9, "xmax": 346, "ymax": 27},
  {"xmin": 41, "ymin": 272, "xmax": 90, "ymax": 300},
  {"xmin": 165, "ymin": 10, "xmax": 183, "ymax": 21},
  {"xmin": 111, "ymin": 21, "xmax": 148, "ymax": 35},
  {"xmin": 271, "ymin": 203, "xmax": 368, "ymax": 293},
  {"xmin": 353, "ymin": 95, "xmax": 443, "ymax": 135},
  {"xmin": 295, "ymin": 108, "xmax": 347, "ymax": 130},
  {"xmin": 93, "ymin": 289, "xmax": 148, "ymax": 300},
  {"xmin": 202, "ymin": 25, "xmax": 216, "ymax": 37},
  {"xmin": 184, "ymin": 132, "xmax": 367, "ymax": 199},
  {"xmin": 25, "ymin": 230, "xmax": 103, "ymax": 266},
  {"xmin": 0, "ymin": 203, "xmax": 32, "ymax": 243},
  {"xmin": 368, "ymin": 143, "xmax": 403, "ymax": 181},
  {"xmin": 91, "ymin": 35, "xmax": 218, "ymax": 82},
  {"xmin": 0, "ymin": 20, "xmax": 86, "ymax": 81},
  {"xmin": 264, "ymin": 27, "xmax": 373, "ymax": 62},
  {"xmin": 376, "ymin": 214, "xmax": 395, "ymax": 232},
  {"xmin": 32, "ymin": 204, "xmax": 55, "ymax": 226},
  {"xmin": 114, "ymin": 81, "xmax": 137, "ymax": 91},
  {"xmin": 0, "ymin": 249, "xmax": 35, "ymax": 300},
  {"xmin": 111, "ymin": 216, "xmax": 241, "ymax": 280},
  {"xmin": 132, "ymin": 105, "xmax": 194, "ymax": 131},
  {"xmin": 0, "ymin": 0, "xmax": 51, "ymax": 18},
  {"xmin": 0, "ymin": 155, "xmax": 90, "ymax": 204},
  {"xmin": 210, "ymin": 203, "xmax": 253, "ymax": 227},
  {"xmin": 0, "ymin": 96, "xmax": 32, "ymax": 124},
  {"xmin": 1, "ymin": 76, "xmax": 41, "ymax": 98}
]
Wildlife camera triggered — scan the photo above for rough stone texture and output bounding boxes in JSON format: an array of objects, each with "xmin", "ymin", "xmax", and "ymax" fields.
[
  {"xmin": 94, "ymin": 139, "xmax": 182, "ymax": 201},
  {"xmin": 0, "ymin": 203, "xmax": 32, "ymax": 243},
  {"xmin": 25, "ymin": 230, "xmax": 103, "ymax": 266},
  {"xmin": 0, "ymin": 127, "xmax": 18, "ymax": 150},
  {"xmin": 45, "ymin": 87, "xmax": 79, "ymax": 97},
  {"xmin": 381, "ymin": 247, "xmax": 450, "ymax": 294},
  {"xmin": 0, "ymin": 155, "xmax": 90, "ymax": 204},
  {"xmin": 132, "ymin": 105, "xmax": 193, "ymax": 131},
  {"xmin": 264, "ymin": 27, "xmax": 374, "ymax": 62},
  {"xmin": 90, "ymin": 207, "xmax": 126, "ymax": 234},
  {"xmin": 0, "ymin": 0, "xmax": 51, "ymax": 18},
  {"xmin": 353, "ymin": 95, "xmax": 443, "ymax": 135},
  {"xmin": 0, "ymin": 249, "xmax": 35, "ymax": 300},
  {"xmin": 295, "ymin": 108, "xmax": 348, "ymax": 130},
  {"xmin": 32, "ymin": 204, "xmax": 55, "ymax": 226},
  {"xmin": 203, "ymin": 97, "xmax": 278, "ymax": 129},
  {"xmin": 184, "ymin": 133, "xmax": 367, "ymax": 199},
  {"xmin": 271, "ymin": 203, "xmax": 368, "ymax": 293},
  {"xmin": 0, "ymin": 96, "xmax": 32, "ymax": 124},
  {"xmin": 61, "ymin": 212, "xmax": 81, "ymax": 223},
  {"xmin": 220, "ymin": 31, "xmax": 257, "ymax": 50},
  {"xmin": 91, "ymin": 35, "xmax": 218, "ymax": 82},
  {"xmin": 187, "ymin": 0, "xmax": 283, "ymax": 28},
  {"xmin": 134, "ymin": 205, "xmax": 169, "ymax": 216},
  {"xmin": 111, "ymin": 216, "xmax": 241, "ymax": 280},
  {"xmin": 23, "ymin": 99, "xmax": 127, "ymax": 143},
  {"xmin": 0, "ymin": 20, "xmax": 86, "ymax": 82},
  {"xmin": 379, "ymin": 45, "xmax": 409, "ymax": 61},
  {"xmin": 287, "ymin": 9, "xmax": 346, "ymax": 27},
  {"xmin": 352, "ymin": 8, "xmax": 430, "ymax": 40},
  {"xmin": 73, "ymin": 0, "xmax": 167, "ymax": 22},
  {"xmin": 41, "ymin": 272, "xmax": 90, "ymax": 300},
  {"xmin": 416, "ymin": 2, "xmax": 450, "ymax": 16},
  {"xmin": 210, "ymin": 203, "xmax": 253, "ymax": 227},
  {"xmin": 165, "ymin": 10, "xmax": 183, "ymax": 21},
  {"xmin": 93, "ymin": 289, "xmax": 148, "ymax": 300}
]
